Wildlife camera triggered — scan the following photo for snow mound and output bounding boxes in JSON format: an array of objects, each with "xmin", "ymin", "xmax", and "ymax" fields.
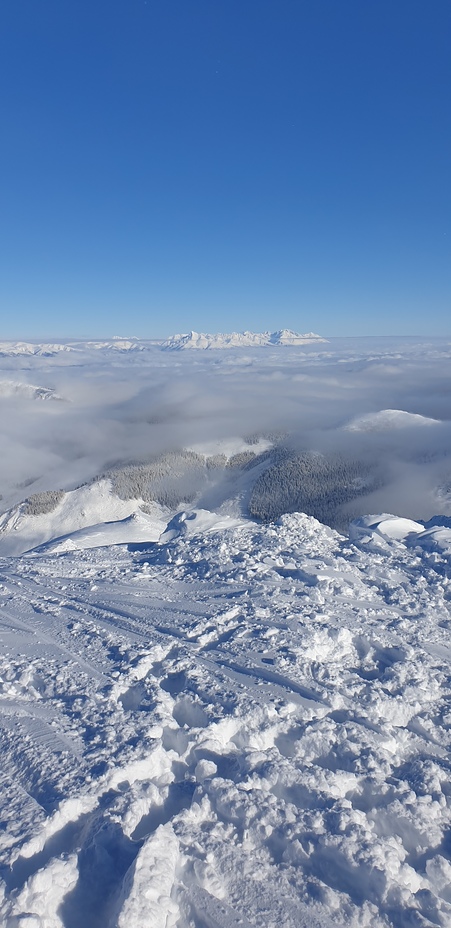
[
  {"xmin": 159, "ymin": 508, "xmax": 246, "ymax": 543},
  {"xmin": 345, "ymin": 408, "xmax": 440, "ymax": 431},
  {"xmin": 161, "ymin": 329, "xmax": 327, "ymax": 349},
  {"xmin": 350, "ymin": 513, "xmax": 425, "ymax": 541},
  {"xmin": 350, "ymin": 513, "xmax": 451, "ymax": 556},
  {"xmin": 32, "ymin": 509, "xmax": 166, "ymax": 554},
  {"xmin": 406, "ymin": 524, "xmax": 451, "ymax": 557}
]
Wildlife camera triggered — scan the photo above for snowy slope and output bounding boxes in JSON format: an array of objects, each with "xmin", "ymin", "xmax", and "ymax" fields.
[
  {"xmin": 1, "ymin": 509, "xmax": 451, "ymax": 926},
  {"xmin": 0, "ymin": 342, "xmax": 74, "ymax": 357},
  {"xmin": 344, "ymin": 408, "xmax": 440, "ymax": 431},
  {"xmin": 161, "ymin": 330, "xmax": 327, "ymax": 349},
  {"xmin": 0, "ymin": 436, "xmax": 443, "ymax": 556},
  {"xmin": 0, "ymin": 480, "xmax": 167, "ymax": 556},
  {"xmin": 33, "ymin": 509, "xmax": 167, "ymax": 554},
  {"xmin": 0, "ymin": 442, "xmax": 274, "ymax": 557}
]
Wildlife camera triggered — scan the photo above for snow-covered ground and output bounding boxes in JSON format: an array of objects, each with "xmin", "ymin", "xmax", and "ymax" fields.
[
  {"xmin": 1, "ymin": 507, "xmax": 451, "ymax": 927},
  {"xmin": 0, "ymin": 481, "xmax": 167, "ymax": 557},
  {"xmin": 1, "ymin": 335, "xmax": 451, "ymax": 927}
]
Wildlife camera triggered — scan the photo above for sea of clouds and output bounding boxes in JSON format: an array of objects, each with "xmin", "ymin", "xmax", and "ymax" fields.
[{"xmin": 1, "ymin": 336, "xmax": 451, "ymax": 522}]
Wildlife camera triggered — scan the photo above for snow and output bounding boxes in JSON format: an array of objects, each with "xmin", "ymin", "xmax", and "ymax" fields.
[
  {"xmin": 159, "ymin": 508, "xmax": 247, "ymax": 543},
  {"xmin": 0, "ymin": 481, "xmax": 167, "ymax": 556},
  {"xmin": 188, "ymin": 436, "xmax": 273, "ymax": 458},
  {"xmin": 1, "ymin": 507, "xmax": 451, "ymax": 927},
  {"xmin": 0, "ymin": 381, "xmax": 64, "ymax": 401},
  {"xmin": 350, "ymin": 514, "xmax": 425, "ymax": 541},
  {"xmin": 345, "ymin": 408, "xmax": 440, "ymax": 431},
  {"xmin": 0, "ymin": 332, "xmax": 327, "ymax": 357},
  {"xmin": 407, "ymin": 524, "xmax": 451, "ymax": 557},
  {"xmin": 2, "ymin": 335, "xmax": 451, "ymax": 926},
  {"xmin": 0, "ymin": 342, "xmax": 74, "ymax": 357},
  {"xmin": 351, "ymin": 514, "xmax": 451, "ymax": 556},
  {"xmin": 114, "ymin": 824, "xmax": 180, "ymax": 928},
  {"xmin": 34, "ymin": 509, "xmax": 167, "ymax": 554},
  {"xmin": 161, "ymin": 330, "xmax": 327, "ymax": 349},
  {"xmin": 83, "ymin": 339, "xmax": 145, "ymax": 352}
]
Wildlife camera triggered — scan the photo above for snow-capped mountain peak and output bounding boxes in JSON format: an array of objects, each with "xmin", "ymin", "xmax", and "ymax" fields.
[
  {"xmin": 161, "ymin": 329, "xmax": 327, "ymax": 349},
  {"xmin": 0, "ymin": 380, "xmax": 64, "ymax": 401}
]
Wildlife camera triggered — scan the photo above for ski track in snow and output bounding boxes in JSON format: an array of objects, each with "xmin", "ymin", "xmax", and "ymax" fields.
[{"xmin": 0, "ymin": 513, "xmax": 451, "ymax": 926}]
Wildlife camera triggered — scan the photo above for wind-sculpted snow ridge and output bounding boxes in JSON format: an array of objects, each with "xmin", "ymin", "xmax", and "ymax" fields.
[
  {"xmin": 161, "ymin": 329, "xmax": 327, "ymax": 349},
  {"xmin": 1, "ymin": 510, "xmax": 451, "ymax": 926}
]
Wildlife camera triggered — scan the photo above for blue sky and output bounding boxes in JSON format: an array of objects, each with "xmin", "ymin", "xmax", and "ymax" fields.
[{"xmin": 1, "ymin": 0, "xmax": 449, "ymax": 338}]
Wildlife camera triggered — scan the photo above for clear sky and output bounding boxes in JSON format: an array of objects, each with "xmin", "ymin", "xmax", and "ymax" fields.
[{"xmin": 1, "ymin": 0, "xmax": 449, "ymax": 338}]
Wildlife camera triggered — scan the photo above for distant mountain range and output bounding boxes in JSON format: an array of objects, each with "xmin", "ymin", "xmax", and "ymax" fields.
[
  {"xmin": 0, "ymin": 331, "xmax": 327, "ymax": 356},
  {"xmin": 0, "ymin": 339, "xmax": 149, "ymax": 356},
  {"xmin": 0, "ymin": 341, "xmax": 75, "ymax": 357},
  {"xmin": 161, "ymin": 329, "xmax": 327, "ymax": 349}
]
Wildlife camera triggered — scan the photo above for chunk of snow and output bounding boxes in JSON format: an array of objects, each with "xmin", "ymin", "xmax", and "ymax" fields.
[
  {"xmin": 159, "ymin": 508, "xmax": 246, "ymax": 543},
  {"xmin": 350, "ymin": 513, "xmax": 425, "ymax": 540},
  {"xmin": 115, "ymin": 825, "xmax": 179, "ymax": 928}
]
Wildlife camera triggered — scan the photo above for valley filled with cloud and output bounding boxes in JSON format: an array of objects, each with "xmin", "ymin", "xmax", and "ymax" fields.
[{"xmin": 1, "ymin": 337, "xmax": 451, "ymax": 927}]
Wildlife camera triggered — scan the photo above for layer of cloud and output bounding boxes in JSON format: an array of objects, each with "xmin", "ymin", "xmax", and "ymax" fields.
[{"xmin": 1, "ymin": 336, "xmax": 451, "ymax": 522}]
